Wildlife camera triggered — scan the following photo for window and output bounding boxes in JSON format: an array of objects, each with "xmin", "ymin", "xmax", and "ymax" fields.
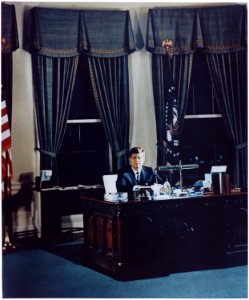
[
  {"xmin": 180, "ymin": 51, "xmax": 234, "ymax": 186},
  {"xmin": 57, "ymin": 55, "xmax": 109, "ymax": 187}
]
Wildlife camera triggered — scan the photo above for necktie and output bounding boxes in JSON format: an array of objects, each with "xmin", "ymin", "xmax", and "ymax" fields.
[{"xmin": 136, "ymin": 172, "xmax": 140, "ymax": 184}]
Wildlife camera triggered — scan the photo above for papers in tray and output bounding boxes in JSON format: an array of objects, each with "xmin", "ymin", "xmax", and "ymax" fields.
[
  {"xmin": 78, "ymin": 184, "xmax": 103, "ymax": 189},
  {"xmin": 104, "ymin": 192, "xmax": 128, "ymax": 202}
]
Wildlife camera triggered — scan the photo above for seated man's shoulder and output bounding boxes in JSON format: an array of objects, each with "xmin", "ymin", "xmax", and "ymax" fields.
[
  {"xmin": 117, "ymin": 165, "xmax": 131, "ymax": 174},
  {"xmin": 143, "ymin": 166, "xmax": 154, "ymax": 173}
]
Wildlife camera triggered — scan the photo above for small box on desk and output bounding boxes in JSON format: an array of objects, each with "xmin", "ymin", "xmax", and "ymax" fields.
[
  {"xmin": 212, "ymin": 173, "xmax": 230, "ymax": 195},
  {"xmin": 211, "ymin": 165, "xmax": 230, "ymax": 195}
]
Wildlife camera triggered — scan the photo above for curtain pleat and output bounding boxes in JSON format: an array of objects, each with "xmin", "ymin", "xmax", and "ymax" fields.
[
  {"xmin": 32, "ymin": 55, "xmax": 79, "ymax": 184},
  {"xmin": 1, "ymin": 53, "xmax": 13, "ymax": 128},
  {"xmin": 152, "ymin": 54, "xmax": 193, "ymax": 166},
  {"xmin": 206, "ymin": 51, "xmax": 247, "ymax": 190},
  {"xmin": 88, "ymin": 56, "xmax": 129, "ymax": 172},
  {"xmin": 172, "ymin": 54, "xmax": 193, "ymax": 130}
]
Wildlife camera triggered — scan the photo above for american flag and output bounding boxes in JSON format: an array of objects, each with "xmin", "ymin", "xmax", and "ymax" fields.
[
  {"xmin": 2, "ymin": 99, "xmax": 12, "ymax": 200},
  {"xmin": 164, "ymin": 55, "xmax": 180, "ymax": 166}
]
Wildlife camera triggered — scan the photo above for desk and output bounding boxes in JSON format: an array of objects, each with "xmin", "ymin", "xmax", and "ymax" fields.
[
  {"xmin": 38, "ymin": 188, "xmax": 82, "ymax": 243},
  {"xmin": 81, "ymin": 191, "xmax": 247, "ymax": 278}
]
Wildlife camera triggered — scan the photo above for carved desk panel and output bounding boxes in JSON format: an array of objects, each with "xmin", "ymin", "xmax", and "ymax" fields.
[{"xmin": 81, "ymin": 191, "xmax": 247, "ymax": 278}]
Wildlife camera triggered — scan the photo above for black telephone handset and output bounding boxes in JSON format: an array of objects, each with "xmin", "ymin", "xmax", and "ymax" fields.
[{"xmin": 136, "ymin": 187, "xmax": 154, "ymax": 201}]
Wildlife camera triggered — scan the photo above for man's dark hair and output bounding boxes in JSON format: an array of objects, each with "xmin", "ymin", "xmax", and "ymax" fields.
[{"xmin": 129, "ymin": 147, "xmax": 145, "ymax": 157}]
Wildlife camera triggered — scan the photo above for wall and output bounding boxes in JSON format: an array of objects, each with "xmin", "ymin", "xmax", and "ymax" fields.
[{"xmin": 7, "ymin": 1, "xmax": 240, "ymax": 236}]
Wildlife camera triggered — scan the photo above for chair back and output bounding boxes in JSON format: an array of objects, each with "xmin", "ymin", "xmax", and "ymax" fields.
[{"xmin": 102, "ymin": 174, "xmax": 118, "ymax": 194}]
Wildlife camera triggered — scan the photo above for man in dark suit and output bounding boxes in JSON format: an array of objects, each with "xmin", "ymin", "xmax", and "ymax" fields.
[{"xmin": 116, "ymin": 147, "xmax": 164, "ymax": 193}]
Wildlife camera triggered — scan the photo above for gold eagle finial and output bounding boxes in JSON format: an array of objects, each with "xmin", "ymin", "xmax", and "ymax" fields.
[
  {"xmin": 162, "ymin": 39, "xmax": 173, "ymax": 52},
  {"xmin": 162, "ymin": 39, "xmax": 173, "ymax": 59}
]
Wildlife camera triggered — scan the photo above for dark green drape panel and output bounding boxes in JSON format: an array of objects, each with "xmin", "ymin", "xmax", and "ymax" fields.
[
  {"xmin": 172, "ymin": 55, "xmax": 193, "ymax": 130},
  {"xmin": 147, "ymin": 4, "xmax": 247, "ymax": 185},
  {"xmin": 152, "ymin": 54, "xmax": 193, "ymax": 166},
  {"xmin": 198, "ymin": 5, "xmax": 247, "ymax": 190},
  {"xmin": 1, "ymin": 1, "xmax": 19, "ymax": 133},
  {"xmin": 1, "ymin": 53, "xmax": 13, "ymax": 244},
  {"xmin": 206, "ymin": 51, "xmax": 247, "ymax": 190},
  {"xmin": 28, "ymin": 8, "xmax": 140, "ymax": 174},
  {"xmin": 30, "ymin": 7, "xmax": 80, "ymax": 183},
  {"xmin": 88, "ymin": 56, "xmax": 129, "ymax": 172},
  {"xmin": 1, "ymin": 3, "xmax": 19, "ymax": 245},
  {"xmin": 80, "ymin": 10, "xmax": 140, "ymax": 172},
  {"xmin": 32, "ymin": 55, "xmax": 79, "ymax": 183},
  {"xmin": 1, "ymin": 3, "xmax": 19, "ymax": 53},
  {"xmin": 147, "ymin": 8, "xmax": 196, "ymax": 167}
]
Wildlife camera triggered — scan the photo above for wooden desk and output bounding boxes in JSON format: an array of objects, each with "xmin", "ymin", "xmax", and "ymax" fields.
[
  {"xmin": 81, "ymin": 191, "xmax": 247, "ymax": 279},
  {"xmin": 38, "ymin": 189, "xmax": 82, "ymax": 243}
]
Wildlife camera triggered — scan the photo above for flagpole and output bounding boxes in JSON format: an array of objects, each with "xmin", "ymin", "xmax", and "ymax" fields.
[
  {"xmin": 2, "ymin": 96, "xmax": 15, "ymax": 251},
  {"xmin": 161, "ymin": 38, "xmax": 181, "ymax": 186}
]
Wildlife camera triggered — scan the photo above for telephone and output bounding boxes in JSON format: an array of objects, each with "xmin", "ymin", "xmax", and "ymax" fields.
[{"xmin": 133, "ymin": 187, "xmax": 153, "ymax": 201}]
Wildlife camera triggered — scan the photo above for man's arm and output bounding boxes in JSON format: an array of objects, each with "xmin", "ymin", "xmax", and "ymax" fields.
[
  {"xmin": 116, "ymin": 175, "xmax": 127, "ymax": 192},
  {"xmin": 116, "ymin": 172, "xmax": 134, "ymax": 193}
]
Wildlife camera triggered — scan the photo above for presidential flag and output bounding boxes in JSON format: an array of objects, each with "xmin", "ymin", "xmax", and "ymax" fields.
[
  {"xmin": 164, "ymin": 50, "xmax": 180, "ymax": 166},
  {"xmin": 2, "ymin": 99, "xmax": 13, "ymax": 200}
]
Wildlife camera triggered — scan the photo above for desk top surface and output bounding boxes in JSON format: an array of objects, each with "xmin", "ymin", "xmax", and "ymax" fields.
[{"xmin": 80, "ymin": 189, "xmax": 247, "ymax": 205}]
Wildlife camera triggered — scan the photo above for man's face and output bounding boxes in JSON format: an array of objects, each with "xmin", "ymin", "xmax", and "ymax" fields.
[{"xmin": 129, "ymin": 152, "xmax": 145, "ymax": 171}]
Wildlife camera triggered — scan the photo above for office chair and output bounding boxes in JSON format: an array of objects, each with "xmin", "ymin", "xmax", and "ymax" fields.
[{"xmin": 102, "ymin": 174, "xmax": 118, "ymax": 194}]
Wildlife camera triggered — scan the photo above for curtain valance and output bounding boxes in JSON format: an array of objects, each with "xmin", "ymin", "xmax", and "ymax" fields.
[
  {"xmin": 146, "ymin": 8, "xmax": 201, "ymax": 55},
  {"xmin": 30, "ymin": 7, "xmax": 81, "ymax": 57},
  {"xmin": 198, "ymin": 6, "xmax": 247, "ymax": 53},
  {"xmin": 146, "ymin": 5, "xmax": 247, "ymax": 55},
  {"xmin": 29, "ymin": 7, "xmax": 143, "ymax": 58},
  {"xmin": 1, "ymin": 3, "xmax": 19, "ymax": 53},
  {"xmin": 80, "ymin": 10, "xmax": 141, "ymax": 57}
]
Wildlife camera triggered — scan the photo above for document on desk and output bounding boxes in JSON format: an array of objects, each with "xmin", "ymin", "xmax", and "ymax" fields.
[
  {"xmin": 78, "ymin": 184, "xmax": 103, "ymax": 189},
  {"xmin": 41, "ymin": 184, "xmax": 103, "ymax": 191},
  {"xmin": 40, "ymin": 186, "xmax": 60, "ymax": 191},
  {"xmin": 153, "ymin": 194, "xmax": 172, "ymax": 200},
  {"xmin": 60, "ymin": 185, "xmax": 103, "ymax": 190}
]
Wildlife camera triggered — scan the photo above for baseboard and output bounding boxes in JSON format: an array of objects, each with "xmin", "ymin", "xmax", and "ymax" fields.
[{"xmin": 13, "ymin": 229, "xmax": 39, "ymax": 240}]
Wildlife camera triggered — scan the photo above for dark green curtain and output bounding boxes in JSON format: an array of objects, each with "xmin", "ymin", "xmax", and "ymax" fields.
[
  {"xmin": 152, "ymin": 54, "xmax": 193, "ymax": 166},
  {"xmin": 206, "ymin": 51, "xmax": 247, "ymax": 190},
  {"xmin": 1, "ymin": 3, "xmax": 19, "ymax": 245},
  {"xmin": 146, "ymin": 5, "xmax": 247, "ymax": 190},
  {"xmin": 2, "ymin": 1, "xmax": 19, "ymax": 146},
  {"xmin": 32, "ymin": 55, "xmax": 79, "ymax": 184},
  {"xmin": 1, "ymin": 54, "xmax": 13, "ymax": 129},
  {"xmin": 28, "ymin": 7, "xmax": 142, "ymax": 175},
  {"xmin": 1, "ymin": 53, "xmax": 13, "ymax": 245},
  {"xmin": 29, "ymin": 7, "xmax": 81, "ymax": 184},
  {"xmin": 88, "ymin": 56, "xmax": 130, "ymax": 171},
  {"xmin": 78, "ymin": 9, "xmax": 142, "ymax": 172},
  {"xmin": 146, "ymin": 8, "xmax": 198, "ymax": 167},
  {"xmin": 199, "ymin": 5, "xmax": 247, "ymax": 190}
]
